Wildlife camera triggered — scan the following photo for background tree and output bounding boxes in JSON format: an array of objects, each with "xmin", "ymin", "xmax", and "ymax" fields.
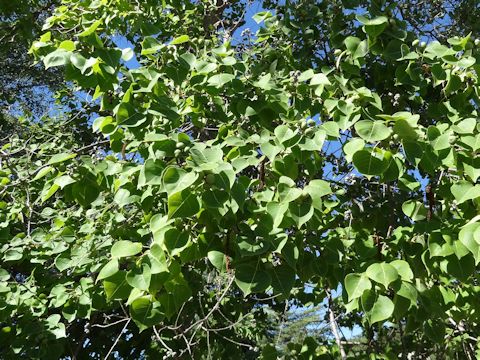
[{"xmin": 0, "ymin": 0, "xmax": 63, "ymax": 116}]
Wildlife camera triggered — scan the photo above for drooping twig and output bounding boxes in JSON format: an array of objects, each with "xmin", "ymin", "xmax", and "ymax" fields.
[{"xmin": 153, "ymin": 326, "xmax": 175, "ymax": 356}]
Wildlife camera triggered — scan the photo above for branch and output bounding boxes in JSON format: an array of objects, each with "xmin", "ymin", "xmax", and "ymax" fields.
[
  {"xmin": 153, "ymin": 326, "xmax": 175, "ymax": 357},
  {"xmin": 74, "ymin": 140, "xmax": 110, "ymax": 154},
  {"xmin": 326, "ymin": 289, "xmax": 347, "ymax": 360},
  {"xmin": 183, "ymin": 275, "xmax": 235, "ymax": 333},
  {"xmin": 103, "ymin": 318, "xmax": 131, "ymax": 360},
  {"xmin": 201, "ymin": 325, "xmax": 255, "ymax": 350},
  {"xmin": 92, "ymin": 318, "xmax": 129, "ymax": 329}
]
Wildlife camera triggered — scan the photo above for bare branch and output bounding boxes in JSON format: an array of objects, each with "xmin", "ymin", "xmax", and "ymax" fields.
[
  {"xmin": 326, "ymin": 288, "xmax": 347, "ymax": 360},
  {"xmin": 103, "ymin": 318, "xmax": 131, "ymax": 360}
]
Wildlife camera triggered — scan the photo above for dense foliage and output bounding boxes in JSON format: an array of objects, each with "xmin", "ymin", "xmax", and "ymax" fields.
[{"xmin": 1, "ymin": 0, "xmax": 480, "ymax": 358}]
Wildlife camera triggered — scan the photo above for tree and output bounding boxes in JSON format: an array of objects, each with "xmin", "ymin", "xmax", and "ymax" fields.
[
  {"xmin": 1, "ymin": 0, "xmax": 480, "ymax": 358},
  {"xmin": 0, "ymin": 0, "xmax": 64, "ymax": 115}
]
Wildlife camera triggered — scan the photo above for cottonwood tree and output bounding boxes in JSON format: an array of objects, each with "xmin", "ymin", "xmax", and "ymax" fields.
[{"xmin": 1, "ymin": 0, "xmax": 480, "ymax": 358}]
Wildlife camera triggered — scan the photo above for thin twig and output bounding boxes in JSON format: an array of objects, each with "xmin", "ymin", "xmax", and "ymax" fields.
[
  {"xmin": 183, "ymin": 275, "xmax": 235, "ymax": 333},
  {"xmin": 153, "ymin": 326, "xmax": 174, "ymax": 354},
  {"xmin": 74, "ymin": 140, "xmax": 110, "ymax": 154},
  {"xmin": 202, "ymin": 325, "xmax": 254, "ymax": 350},
  {"xmin": 92, "ymin": 318, "xmax": 129, "ymax": 329},
  {"xmin": 103, "ymin": 318, "xmax": 131, "ymax": 360}
]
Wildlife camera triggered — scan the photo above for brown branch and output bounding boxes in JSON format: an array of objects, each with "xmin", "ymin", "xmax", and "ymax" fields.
[
  {"xmin": 258, "ymin": 157, "xmax": 266, "ymax": 190},
  {"xmin": 425, "ymin": 183, "xmax": 435, "ymax": 221}
]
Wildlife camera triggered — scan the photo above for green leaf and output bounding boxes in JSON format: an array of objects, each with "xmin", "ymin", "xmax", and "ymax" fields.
[
  {"xmin": 139, "ymin": 159, "xmax": 165, "ymax": 186},
  {"xmin": 122, "ymin": 48, "xmax": 134, "ymax": 61},
  {"xmin": 304, "ymin": 180, "xmax": 331, "ymax": 210},
  {"xmin": 141, "ymin": 36, "xmax": 164, "ymax": 55},
  {"xmin": 390, "ymin": 260, "xmax": 413, "ymax": 282},
  {"xmin": 114, "ymin": 188, "xmax": 134, "ymax": 206},
  {"xmin": 402, "ymin": 200, "xmax": 427, "ymax": 221},
  {"xmin": 70, "ymin": 53, "xmax": 97, "ymax": 74},
  {"xmin": 352, "ymin": 150, "xmax": 389, "ymax": 175},
  {"xmin": 162, "ymin": 167, "xmax": 197, "ymax": 196},
  {"xmin": 54, "ymin": 254, "xmax": 71, "ymax": 272},
  {"xmin": 345, "ymin": 37, "xmax": 368, "ymax": 59},
  {"xmin": 208, "ymin": 73, "xmax": 235, "ymax": 87},
  {"xmin": 451, "ymin": 181, "xmax": 480, "ymax": 204},
  {"xmin": 425, "ymin": 41, "xmax": 456, "ymax": 58},
  {"xmin": 366, "ymin": 262, "xmax": 399, "ymax": 288},
  {"xmin": 310, "ymin": 73, "xmax": 331, "ymax": 86},
  {"xmin": 208, "ymin": 251, "xmax": 228, "ymax": 272},
  {"xmin": 354, "ymin": 120, "xmax": 392, "ymax": 142},
  {"xmin": 459, "ymin": 223, "xmax": 480, "ymax": 264},
  {"xmin": 72, "ymin": 179, "xmax": 100, "ymax": 207},
  {"xmin": 299, "ymin": 129, "xmax": 326, "ymax": 151},
  {"xmin": 238, "ymin": 235, "xmax": 270, "ymax": 256},
  {"xmin": 270, "ymin": 265, "xmax": 295, "ymax": 296},
  {"xmin": 273, "ymin": 155, "xmax": 298, "ymax": 180},
  {"xmin": 126, "ymin": 264, "xmax": 151, "ymax": 291},
  {"xmin": 452, "ymin": 118, "xmax": 476, "ymax": 134},
  {"xmin": 149, "ymin": 244, "xmax": 169, "ymax": 274},
  {"xmin": 252, "ymin": 11, "xmax": 272, "ymax": 23},
  {"xmin": 43, "ymin": 49, "xmax": 71, "ymax": 69},
  {"xmin": 130, "ymin": 296, "xmax": 164, "ymax": 331},
  {"xmin": 169, "ymin": 35, "xmax": 189, "ymax": 45},
  {"xmin": 41, "ymin": 183, "xmax": 60, "ymax": 202},
  {"xmin": 397, "ymin": 282, "xmax": 418, "ymax": 306},
  {"xmin": 393, "ymin": 118, "xmax": 418, "ymax": 140},
  {"xmin": 266, "ymin": 202, "xmax": 289, "ymax": 228},
  {"xmin": 356, "ymin": 15, "xmax": 388, "ymax": 37},
  {"xmin": 103, "ymin": 272, "xmax": 131, "ymax": 300},
  {"xmin": 54, "ymin": 175, "xmax": 75, "ymax": 189},
  {"xmin": 274, "ymin": 125, "xmax": 295, "ymax": 144},
  {"xmin": 278, "ymin": 176, "xmax": 303, "ymax": 203},
  {"xmin": 345, "ymin": 273, "xmax": 371, "ymax": 301},
  {"xmin": 47, "ymin": 153, "xmax": 77, "ymax": 165},
  {"xmin": 288, "ymin": 199, "xmax": 314, "ymax": 228},
  {"xmin": 343, "ymin": 138, "xmax": 365, "ymax": 162},
  {"xmin": 168, "ymin": 189, "xmax": 200, "ymax": 218},
  {"xmin": 253, "ymin": 73, "xmax": 274, "ymax": 90},
  {"xmin": 189, "ymin": 147, "xmax": 223, "ymax": 170},
  {"xmin": 356, "ymin": 15, "xmax": 388, "ymax": 26},
  {"xmin": 369, "ymin": 295, "xmax": 394, "ymax": 324},
  {"xmin": 33, "ymin": 166, "xmax": 54, "ymax": 180},
  {"xmin": 427, "ymin": 127, "xmax": 450, "ymax": 150},
  {"xmin": 111, "ymin": 240, "xmax": 143, "ymax": 258},
  {"xmin": 304, "ymin": 179, "xmax": 331, "ymax": 198},
  {"xmin": 260, "ymin": 142, "xmax": 281, "ymax": 161},
  {"xmin": 261, "ymin": 344, "xmax": 278, "ymax": 360},
  {"xmin": 195, "ymin": 61, "xmax": 217, "ymax": 74},
  {"xmin": 163, "ymin": 228, "xmax": 189, "ymax": 256},
  {"xmin": 235, "ymin": 262, "xmax": 271, "ymax": 296},
  {"xmin": 78, "ymin": 19, "xmax": 102, "ymax": 37},
  {"xmin": 97, "ymin": 259, "xmax": 119, "ymax": 281}
]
